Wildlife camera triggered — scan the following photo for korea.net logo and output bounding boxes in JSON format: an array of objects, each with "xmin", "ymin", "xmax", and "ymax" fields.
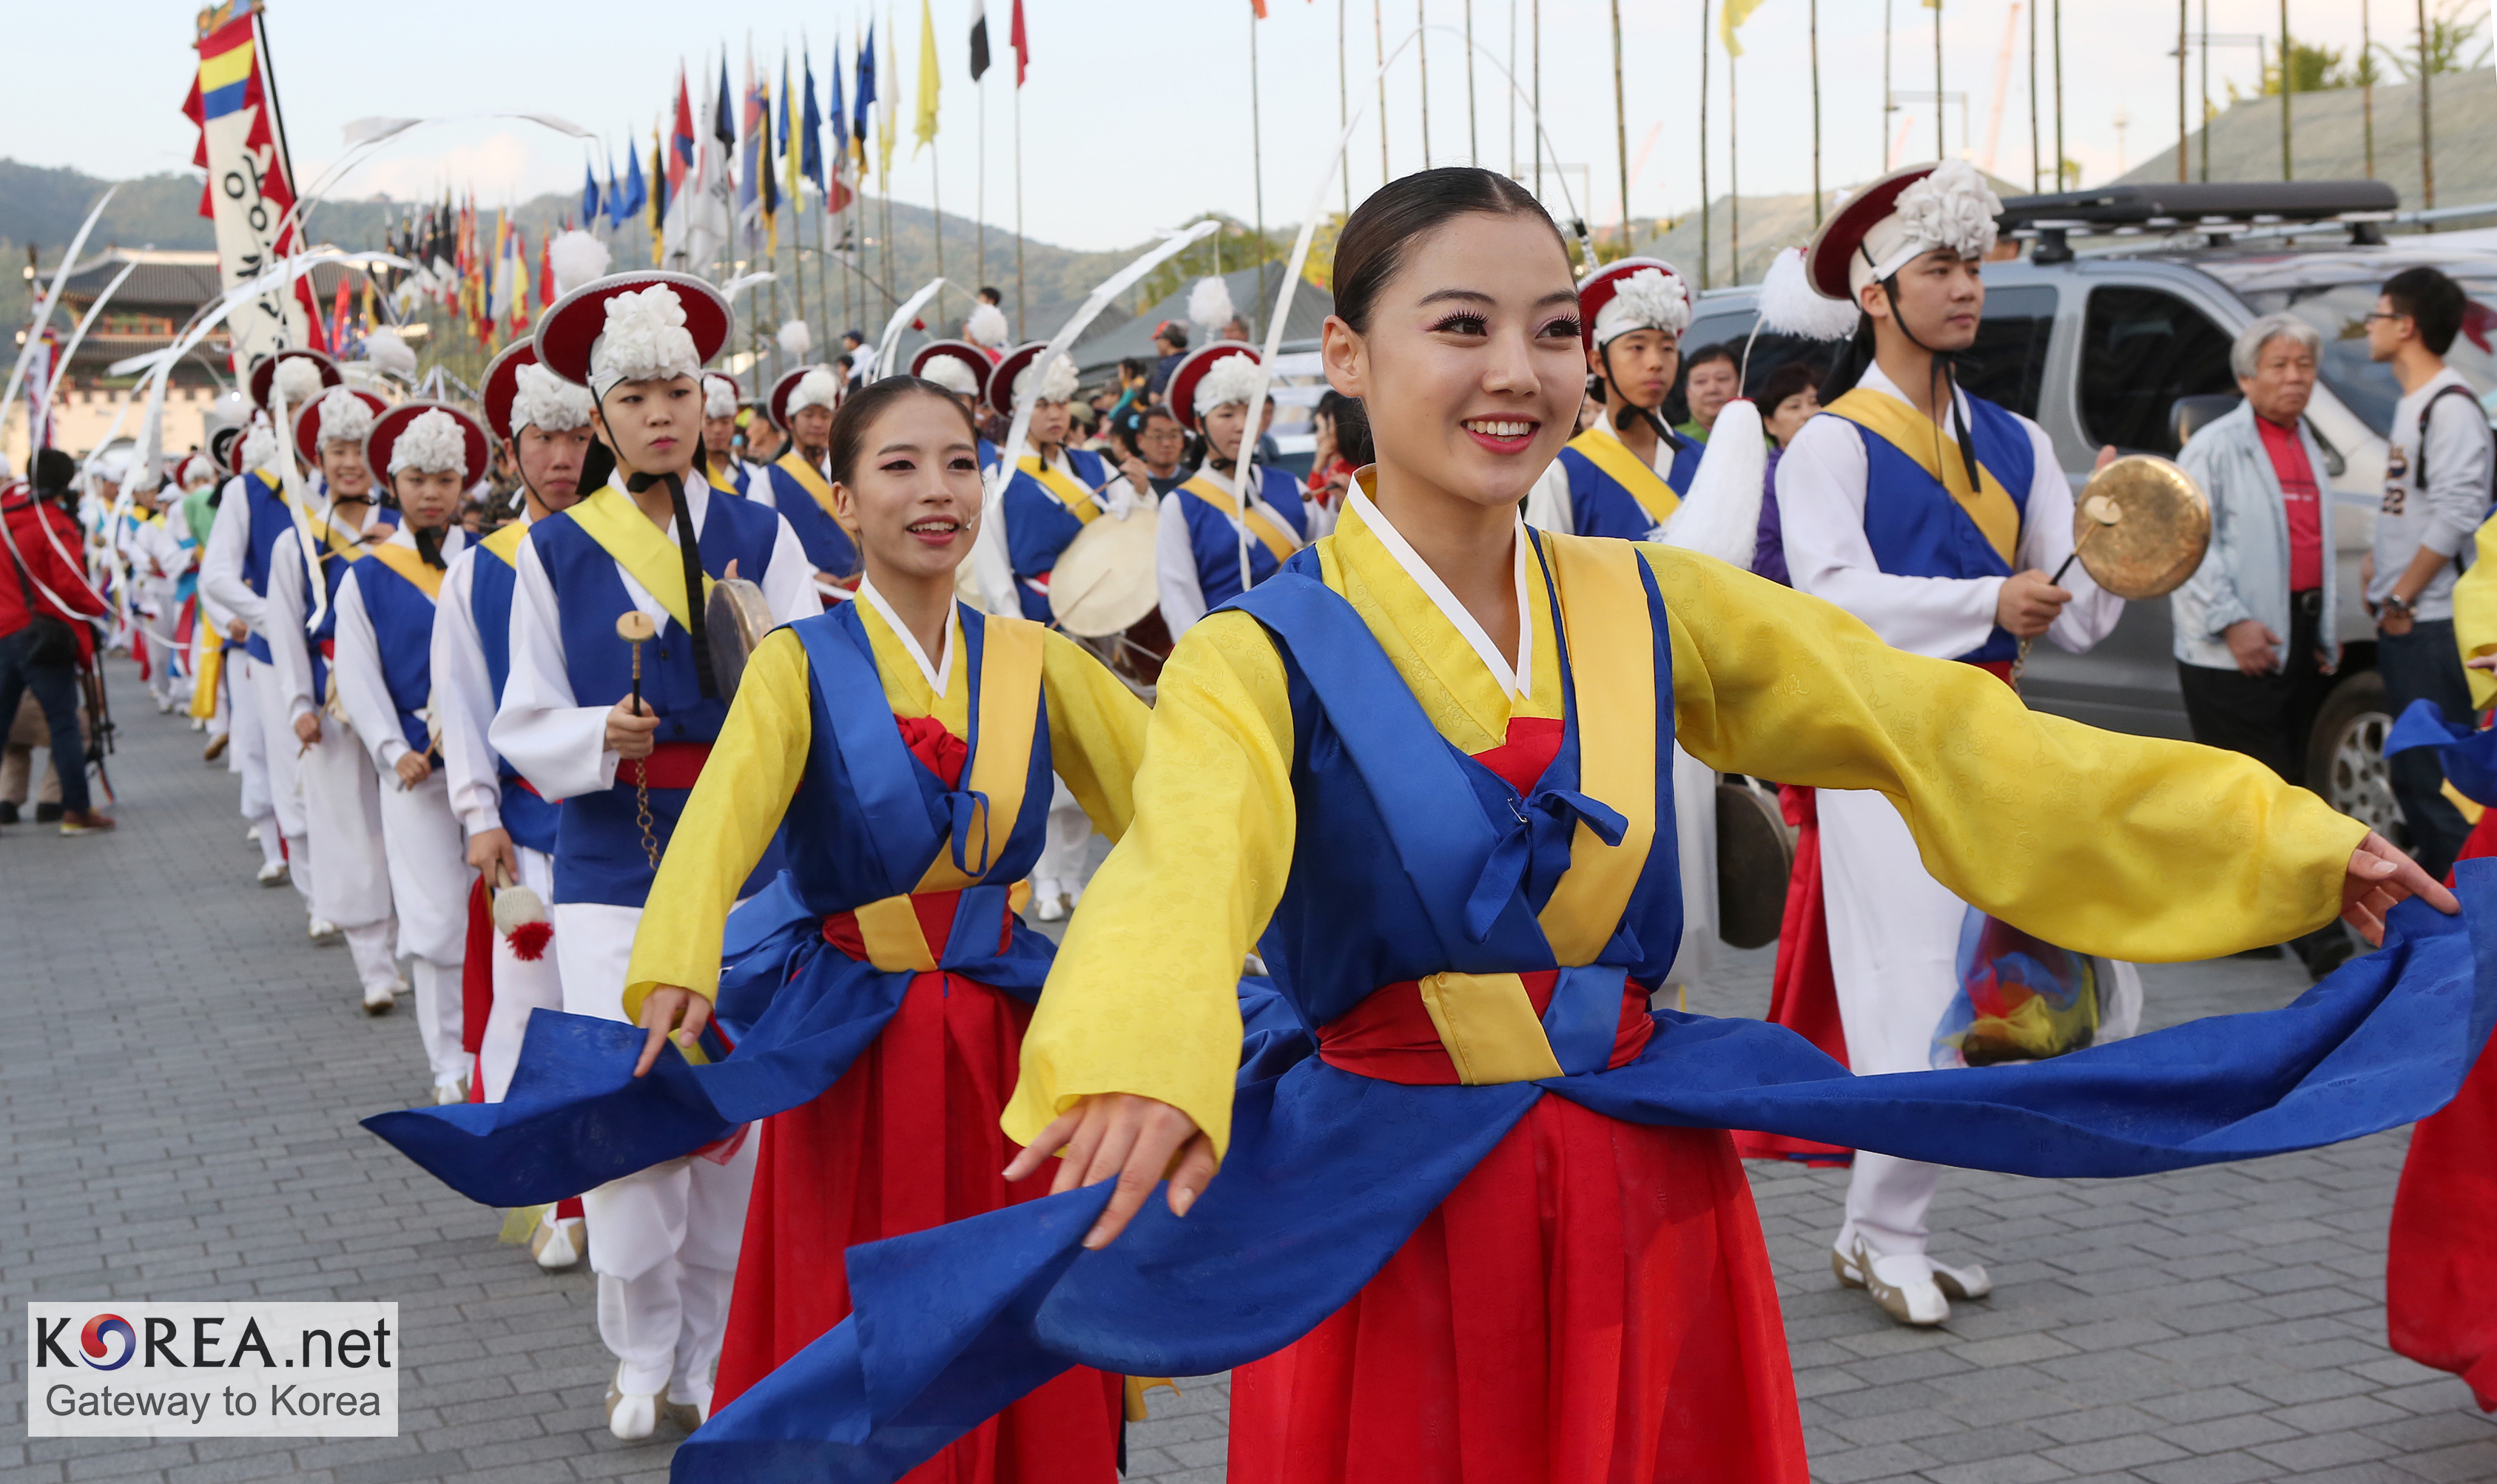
[{"xmin": 27, "ymin": 1301, "xmax": 400, "ymax": 1438}]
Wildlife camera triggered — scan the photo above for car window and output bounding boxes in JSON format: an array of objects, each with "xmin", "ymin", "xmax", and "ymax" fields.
[
  {"xmin": 2079, "ymin": 286, "xmax": 2237, "ymax": 455},
  {"xmin": 1677, "ymin": 286, "xmax": 2056, "ymax": 422},
  {"xmin": 2237, "ymin": 279, "xmax": 2497, "ymax": 439}
]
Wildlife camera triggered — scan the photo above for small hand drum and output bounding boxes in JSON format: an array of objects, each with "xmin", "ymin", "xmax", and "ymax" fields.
[
  {"xmin": 705, "ymin": 578, "xmax": 777, "ymax": 700},
  {"xmin": 1049, "ymin": 505, "xmax": 1163, "ymax": 639},
  {"xmin": 1714, "ymin": 776, "xmax": 1796, "ymax": 952},
  {"xmin": 2069, "ymin": 455, "xmax": 2211, "ymax": 600}
]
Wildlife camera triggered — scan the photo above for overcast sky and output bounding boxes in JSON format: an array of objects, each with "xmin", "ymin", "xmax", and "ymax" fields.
[{"xmin": 7, "ymin": 0, "xmax": 2408, "ymax": 252}]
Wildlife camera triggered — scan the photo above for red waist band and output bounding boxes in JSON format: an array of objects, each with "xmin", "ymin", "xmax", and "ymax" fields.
[
  {"xmin": 820, "ymin": 888, "xmax": 1015, "ymax": 965},
  {"xmin": 620, "ymin": 741, "xmax": 713, "ymax": 792},
  {"xmin": 1973, "ymin": 659, "xmax": 2015, "ymax": 686},
  {"xmin": 1315, "ymin": 971, "xmax": 1655, "ymax": 1085}
]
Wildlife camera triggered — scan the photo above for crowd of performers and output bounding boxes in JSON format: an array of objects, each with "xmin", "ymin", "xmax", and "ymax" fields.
[{"xmin": 21, "ymin": 160, "xmax": 2496, "ymax": 1481}]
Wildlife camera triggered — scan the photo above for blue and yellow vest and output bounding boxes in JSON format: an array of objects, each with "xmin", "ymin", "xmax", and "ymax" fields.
[
  {"xmin": 1002, "ymin": 447, "xmax": 1113, "ymax": 622},
  {"xmin": 1176, "ymin": 465, "xmax": 1312, "ymax": 610},
  {"xmin": 469, "ymin": 525, "xmax": 561, "ymax": 855},
  {"xmin": 1826, "ymin": 390, "xmax": 2035, "ymax": 665}
]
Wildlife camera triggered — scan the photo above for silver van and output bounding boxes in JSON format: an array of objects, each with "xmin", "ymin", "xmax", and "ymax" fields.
[{"xmin": 1683, "ymin": 186, "xmax": 2497, "ymax": 846}]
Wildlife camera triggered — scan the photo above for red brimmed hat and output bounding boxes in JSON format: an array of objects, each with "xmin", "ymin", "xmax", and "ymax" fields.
[
  {"xmin": 480, "ymin": 342, "xmax": 536, "ymax": 442},
  {"xmin": 768, "ymin": 364, "xmax": 845, "ymax": 430},
  {"xmin": 910, "ymin": 340, "xmax": 993, "ymax": 402},
  {"xmin": 531, "ymin": 271, "xmax": 732, "ymax": 388},
  {"xmin": 985, "ymin": 342, "xmax": 1047, "ymax": 418},
  {"xmin": 248, "ymin": 348, "xmax": 341, "ymax": 412},
  {"xmin": 1164, "ymin": 342, "xmax": 1261, "ymax": 434},
  {"xmin": 1803, "ymin": 163, "xmax": 1942, "ymax": 303},
  {"xmin": 366, "ymin": 401, "xmax": 491, "ymax": 489},
  {"xmin": 292, "ymin": 388, "xmax": 387, "ymax": 468},
  {"xmin": 1576, "ymin": 257, "xmax": 1689, "ymax": 353}
]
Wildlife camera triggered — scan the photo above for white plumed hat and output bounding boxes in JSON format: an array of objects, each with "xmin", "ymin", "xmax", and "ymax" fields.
[
  {"xmin": 777, "ymin": 319, "xmax": 813, "ymax": 360},
  {"xmin": 388, "ymin": 408, "xmax": 469, "ymax": 476},
  {"xmin": 547, "ymin": 231, "xmax": 613, "ymax": 297},
  {"xmin": 965, "ymin": 301, "xmax": 1009, "ymax": 348},
  {"xmin": 1187, "ymin": 275, "xmax": 1236, "ymax": 333},
  {"xmin": 787, "ymin": 366, "xmax": 843, "ymax": 419},
  {"xmin": 274, "ymin": 355, "xmax": 328, "ymax": 409},
  {"xmin": 1754, "ymin": 248, "xmax": 1862, "ymax": 342},
  {"xmin": 704, "ymin": 373, "xmax": 741, "ymax": 420},
  {"xmin": 511, "ymin": 362, "xmax": 594, "ymax": 434},
  {"xmin": 314, "ymin": 385, "xmax": 376, "ymax": 447},
  {"xmin": 1011, "ymin": 353, "xmax": 1079, "ymax": 407}
]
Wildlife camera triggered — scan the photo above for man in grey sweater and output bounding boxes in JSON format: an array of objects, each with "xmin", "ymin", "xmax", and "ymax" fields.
[{"xmin": 2368, "ymin": 265, "xmax": 2496, "ymax": 879}]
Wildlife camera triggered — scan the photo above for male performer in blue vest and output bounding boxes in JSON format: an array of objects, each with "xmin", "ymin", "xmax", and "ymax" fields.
[
  {"xmin": 754, "ymin": 363, "xmax": 859, "ymax": 597},
  {"xmin": 1778, "ymin": 161, "xmax": 2126, "ymax": 1327},
  {"xmin": 436, "ymin": 340, "xmax": 596, "ymax": 1269},
  {"xmin": 334, "ymin": 402, "xmax": 485, "ymax": 1103},
  {"xmin": 200, "ymin": 351, "xmax": 342, "ymax": 910},
  {"xmin": 493, "ymin": 271, "xmax": 819, "ymax": 1438},
  {"xmin": 698, "ymin": 373, "xmax": 756, "ymax": 499},
  {"xmin": 1525, "ymin": 257, "xmax": 1706, "ymax": 540},
  {"xmin": 991, "ymin": 341, "xmax": 1146, "ymax": 623},
  {"xmin": 1153, "ymin": 340, "xmax": 1311, "ymax": 638},
  {"xmin": 267, "ymin": 385, "xmax": 405, "ymax": 1013}
]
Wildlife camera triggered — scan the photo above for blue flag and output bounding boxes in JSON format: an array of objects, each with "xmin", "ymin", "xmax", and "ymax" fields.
[
  {"xmin": 604, "ymin": 152, "xmax": 624, "ymax": 227},
  {"xmin": 715, "ymin": 56, "xmax": 736, "ymax": 149},
  {"xmin": 580, "ymin": 161, "xmax": 601, "ymax": 226},
  {"xmin": 801, "ymin": 53, "xmax": 824, "ymax": 189},
  {"xmin": 621, "ymin": 138, "xmax": 647, "ymax": 220},
  {"xmin": 854, "ymin": 25, "xmax": 876, "ymax": 163},
  {"xmin": 829, "ymin": 37, "xmax": 849, "ymax": 160}
]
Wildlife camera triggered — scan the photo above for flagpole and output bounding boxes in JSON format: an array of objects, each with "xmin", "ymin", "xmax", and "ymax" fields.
[
  {"xmin": 1014, "ymin": 84, "xmax": 1026, "ymax": 340},
  {"xmin": 1416, "ymin": 0, "xmax": 1432, "ymax": 167},
  {"xmin": 1610, "ymin": 0, "xmax": 1628, "ymax": 244},
  {"xmin": 1340, "ymin": 0, "xmax": 1352, "ymax": 215},
  {"xmin": 977, "ymin": 81, "xmax": 988, "ymax": 291},
  {"xmin": 2029, "ymin": 0, "xmax": 2041, "ymax": 189},
  {"xmin": 1375, "ymin": 0, "xmax": 1390, "ymax": 186},
  {"xmin": 1811, "ymin": 0, "xmax": 1824, "ymax": 225},
  {"xmin": 1932, "ymin": 0, "xmax": 1946, "ymax": 160},
  {"xmin": 1730, "ymin": 45, "xmax": 1741, "ymax": 282},
  {"xmin": 1465, "ymin": 0, "xmax": 1479, "ymax": 164},
  {"xmin": 1531, "ymin": 0, "xmax": 1540, "ymax": 198},
  {"xmin": 1252, "ymin": 8, "xmax": 1270, "ymax": 340},
  {"xmin": 1507, "ymin": 0, "xmax": 1517, "ymax": 178},
  {"xmin": 1884, "ymin": 0, "xmax": 1895, "ymax": 170},
  {"xmin": 2052, "ymin": 0, "xmax": 2063, "ymax": 189},
  {"xmin": 1698, "ymin": 0, "xmax": 1711, "ymax": 290}
]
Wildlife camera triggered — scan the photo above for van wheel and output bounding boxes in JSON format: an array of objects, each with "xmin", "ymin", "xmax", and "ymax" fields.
[{"xmin": 2307, "ymin": 670, "xmax": 2405, "ymax": 846}]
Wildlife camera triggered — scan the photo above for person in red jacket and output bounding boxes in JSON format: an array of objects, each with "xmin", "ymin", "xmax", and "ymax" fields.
[{"xmin": 0, "ymin": 450, "xmax": 112, "ymax": 834}]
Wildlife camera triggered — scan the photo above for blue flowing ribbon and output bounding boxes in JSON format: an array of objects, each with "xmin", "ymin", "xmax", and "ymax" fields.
[
  {"xmin": 2386, "ymin": 698, "xmax": 2497, "ymax": 809},
  {"xmin": 1463, "ymin": 786, "xmax": 1629, "ymax": 941}
]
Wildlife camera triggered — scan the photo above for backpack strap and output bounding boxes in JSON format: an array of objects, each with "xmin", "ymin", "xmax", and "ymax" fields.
[{"xmin": 2414, "ymin": 381, "xmax": 2483, "ymax": 496}]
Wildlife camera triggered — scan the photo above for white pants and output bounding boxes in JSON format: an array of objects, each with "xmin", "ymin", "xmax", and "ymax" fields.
[
  {"xmin": 298, "ymin": 712, "xmax": 394, "ymax": 931},
  {"xmin": 1820, "ymin": 787, "xmax": 2143, "ymax": 1261},
  {"xmin": 251, "ymin": 656, "xmax": 310, "ymax": 843},
  {"xmin": 377, "ymin": 771, "xmax": 473, "ymax": 1087},
  {"xmin": 555, "ymin": 900, "xmax": 755, "ymax": 1399},
  {"xmin": 228, "ymin": 652, "xmax": 270, "ymax": 822},
  {"xmin": 1033, "ymin": 778, "xmax": 1094, "ymax": 900},
  {"xmin": 476, "ymin": 846, "xmax": 564, "ymax": 1102}
]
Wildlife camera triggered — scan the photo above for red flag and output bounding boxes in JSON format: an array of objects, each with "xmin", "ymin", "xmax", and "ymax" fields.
[
  {"xmin": 538, "ymin": 234, "xmax": 553, "ymax": 311},
  {"xmin": 1010, "ymin": 0, "xmax": 1028, "ymax": 86},
  {"xmin": 329, "ymin": 272, "xmax": 351, "ymax": 349},
  {"xmin": 670, "ymin": 66, "xmax": 697, "ymax": 194}
]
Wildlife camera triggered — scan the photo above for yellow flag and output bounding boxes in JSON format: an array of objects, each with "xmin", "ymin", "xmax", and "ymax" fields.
[
  {"xmin": 1720, "ymin": 0, "xmax": 1770, "ymax": 55},
  {"xmin": 915, "ymin": 0, "xmax": 941, "ymax": 153}
]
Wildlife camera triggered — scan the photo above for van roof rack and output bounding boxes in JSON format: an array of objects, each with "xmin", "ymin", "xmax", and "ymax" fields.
[{"xmin": 1998, "ymin": 181, "xmax": 2401, "ymax": 263}]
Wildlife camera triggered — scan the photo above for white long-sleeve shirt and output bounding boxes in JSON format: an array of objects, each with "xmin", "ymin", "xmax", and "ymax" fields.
[
  {"xmin": 434, "ymin": 523, "xmax": 517, "ymax": 837},
  {"xmin": 264, "ymin": 501, "xmax": 393, "ymax": 724},
  {"xmin": 1153, "ymin": 476, "xmax": 1308, "ymax": 640},
  {"xmin": 1776, "ymin": 362, "xmax": 2121, "ymax": 661},
  {"xmin": 491, "ymin": 481, "xmax": 821, "ymax": 803},
  {"xmin": 199, "ymin": 474, "xmax": 269, "ymax": 637},
  {"xmin": 334, "ymin": 523, "xmax": 468, "ymax": 776}
]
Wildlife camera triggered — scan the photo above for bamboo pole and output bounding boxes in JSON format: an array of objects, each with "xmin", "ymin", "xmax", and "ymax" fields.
[
  {"xmin": 1699, "ymin": 0, "xmax": 1711, "ymax": 289},
  {"xmin": 2279, "ymin": 0, "xmax": 2294, "ymax": 180},
  {"xmin": 1812, "ymin": 0, "xmax": 1824, "ymax": 224},
  {"xmin": 1611, "ymin": 0, "xmax": 1630, "ymax": 243}
]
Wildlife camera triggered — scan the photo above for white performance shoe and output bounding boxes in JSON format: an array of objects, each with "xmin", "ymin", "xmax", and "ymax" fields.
[
  {"xmin": 1833, "ymin": 1236, "xmax": 1952, "ymax": 1326},
  {"xmin": 529, "ymin": 1214, "xmax": 584, "ymax": 1272},
  {"xmin": 309, "ymin": 918, "xmax": 343, "ymax": 945},
  {"xmin": 663, "ymin": 1378, "xmax": 713, "ymax": 1434},
  {"xmin": 256, "ymin": 860, "xmax": 290, "ymax": 887},
  {"xmin": 606, "ymin": 1370, "xmax": 660, "ymax": 1442},
  {"xmin": 432, "ymin": 1076, "xmax": 469, "ymax": 1106},
  {"xmin": 362, "ymin": 980, "xmax": 396, "ymax": 1015},
  {"xmin": 1929, "ymin": 1256, "xmax": 1992, "ymax": 1302}
]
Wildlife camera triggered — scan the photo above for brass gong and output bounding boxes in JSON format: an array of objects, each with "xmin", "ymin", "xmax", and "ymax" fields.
[{"xmin": 2067, "ymin": 454, "xmax": 2211, "ymax": 601}]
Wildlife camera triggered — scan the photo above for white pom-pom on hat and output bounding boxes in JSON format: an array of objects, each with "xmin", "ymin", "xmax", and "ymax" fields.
[
  {"xmin": 921, "ymin": 356, "xmax": 978, "ymax": 395},
  {"xmin": 242, "ymin": 422, "xmax": 279, "ymax": 472},
  {"xmin": 316, "ymin": 385, "xmax": 376, "ymax": 447},
  {"xmin": 778, "ymin": 320, "xmax": 813, "ymax": 360},
  {"xmin": 388, "ymin": 408, "xmax": 469, "ymax": 476},
  {"xmin": 1756, "ymin": 248, "xmax": 1862, "ymax": 342},
  {"xmin": 274, "ymin": 356, "xmax": 328, "ymax": 408},
  {"xmin": 1852, "ymin": 160, "xmax": 2002, "ymax": 297},
  {"xmin": 787, "ymin": 367, "xmax": 843, "ymax": 418},
  {"xmin": 588, "ymin": 284, "xmax": 703, "ymax": 391},
  {"xmin": 1193, "ymin": 352, "xmax": 1267, "ymax": 420},
  {"xmin": 704, "ymin": 373, "xmax": 741, "ymax": 420},
  {"xmin": 1187, "ymin": 276, "xmax": 1236, "ymax": 332},
  {"xmin": 1592, "ymin": 268, "xmax": 1691, "ymax": 348},
  {"xmin": 1011, "ymin": 354, "xmax": 1079, "ymax": 406},
  {"xmin": 511, "ymin": 362, "xmax": 593, "ymax": 434},
  {"xmin": 965, "ymin": 302, "xmax": 1009, "ymax": 348},
  {"xmin": 360, "ymin": 328, "xmax": 419, "ymax": 380},
  {"xmin": 547, "ymin": 231, "xmax": 612, "ymax": 297}
]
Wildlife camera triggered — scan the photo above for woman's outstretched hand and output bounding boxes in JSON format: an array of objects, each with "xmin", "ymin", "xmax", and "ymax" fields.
[
  {"xmin": 2342, "ymin": 831, "xmax": 2459, "ymax": 945},
  {"xmin": 1003, "ymin": 1093, "xmax": 1217, "ymax": 1250},
  {"xmin": 633, "ymin": 985, "xmax": 712, "ymax": 1077}
]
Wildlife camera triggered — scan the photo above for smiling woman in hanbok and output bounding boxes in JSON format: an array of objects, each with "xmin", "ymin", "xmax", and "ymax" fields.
[{"xmin": 634, "ymin": 169, "xmax": 2482, "ymax": 1484}]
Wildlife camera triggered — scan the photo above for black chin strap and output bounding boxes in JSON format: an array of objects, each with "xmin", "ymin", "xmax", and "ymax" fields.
[
  {"xmin": 1869, "ymin": 253, "xmax": 1984, "ymax": 499},
  {"xmin": 413, "ymin": 525, "xmax": 446, "ymax": 570},
  {"xmin": 627, "ymin": 469, "xmax": 720, "ymax": 699}
]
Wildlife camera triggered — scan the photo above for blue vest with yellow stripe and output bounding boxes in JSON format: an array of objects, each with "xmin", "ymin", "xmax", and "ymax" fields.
[{"xmin": 1834, "ymin": 394, "xmax": 2035, "ymax": 664}]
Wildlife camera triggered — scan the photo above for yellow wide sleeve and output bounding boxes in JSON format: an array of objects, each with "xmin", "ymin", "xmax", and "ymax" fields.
[
  {"xmin": 622, "ymin": 627, "xmax": 814, "ymax": 1017},
  {"xmin": 1038, "ymin": 631, "xmax": 1150, "ymax": 842},
  {"xmin": 1002, "ymin": 611, "xmax": 1297, "ymax": 1161},
  {"xmin": 2453, "ymin": 515, "xmax": 2497, "ymax": 710},
  {"xmin": 1645, "ymin": 546, "xmax": 2364, "ymax": 959}
]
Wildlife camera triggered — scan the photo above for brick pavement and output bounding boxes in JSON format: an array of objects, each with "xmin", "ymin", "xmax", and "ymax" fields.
[{"xmin": 7, "ymin": 660, "xmax": 2493, "ymax": 1483}]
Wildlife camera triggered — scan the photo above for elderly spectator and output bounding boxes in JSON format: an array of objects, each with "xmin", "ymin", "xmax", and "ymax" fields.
[
  {"xmin": 1677, "ymin": 343, "xmax": 1740, "ymax": 442},
  {"xmin": 1750, "ymin": 360, "xmax": 1823, "ymax": 586},
  {"xmin": 2171, "ymin": 314, "xmax": 2350, "ymax": 973},
  {"xmin": 2365, "ymin": 266, "xmax": 2496, "ymax": 880}
]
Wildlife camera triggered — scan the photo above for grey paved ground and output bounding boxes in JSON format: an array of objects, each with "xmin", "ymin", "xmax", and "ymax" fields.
[{"xmin": 7, "ymin": 659, "xmax": 2493, "ymax": 1483}]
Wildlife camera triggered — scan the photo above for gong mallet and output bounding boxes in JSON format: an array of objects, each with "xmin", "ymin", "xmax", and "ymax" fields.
[
  {"xmin": 2049, "ymin": 493, "xmax": 2126, "ymax": 587},
  {"xmin": 615, "ymin": 611, "xmax": 664, "ymax": 868}
]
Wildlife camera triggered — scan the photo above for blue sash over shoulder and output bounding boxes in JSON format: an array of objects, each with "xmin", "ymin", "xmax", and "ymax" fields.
[{"xmin": 670, "ymin": 558, "xmax": 2497, "ymax": 1484}]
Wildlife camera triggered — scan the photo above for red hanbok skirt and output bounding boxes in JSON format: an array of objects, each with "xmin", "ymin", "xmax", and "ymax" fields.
[
  {"xmin": 1228, "ymin": 966, "xmax": 1810, "ymax": 1484},
  {"xmin": 715, "ymin": 960, "xmax": 1125, "ymax": 1481}
]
